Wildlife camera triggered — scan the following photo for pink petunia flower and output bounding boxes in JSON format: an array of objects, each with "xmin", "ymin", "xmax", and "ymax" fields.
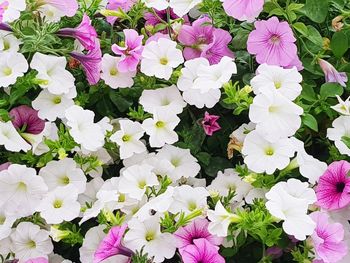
[
  {"xmin": 178, "ymin": 17, "xmax": 234, "ymax": 65},
  {"xmin": 37, "ymin": 0, "xmax": 78, "ymax": 17},
  {"xmin": 24, "ymin": 258, "xmax": 48, "ymax": 263},
  {"xmin": 58, "ymin": 14, "xmax": 98, "ymax": 51},
  {"xmin": 0, "ymin": 162, "xmax": 11, "ymax": 171},
  {"xmin": 10, "ymin": 105, "xmax": 45, "ymax": 135},
  {"xmin": 0, "ymin": 1, "xmax": 8, "ymax": 23},
  {"xmin": 106, "ymin": 0, "xmax": 135, "ymax": 25},
  {"xmin": 71, "ymin": 39, "xmax": 102, "ymax": 85},
  {"xmin": 93, "ymin": 225, "xmax": 133, "ymax": 263},
  {"xmin": 221, "ymin": 0, "xmax": 264, "ymax": 22},
  {"xmin": 112, "ymin": 29, "xmax": 144, "ymax": 72},
  {"xmin": 315, "ymin": 160, "xmax": 350, "ymax": 210},
  {"xmin": 318, "ymin": 59, "xmax": 348, "ymax": 87},
  {"xmin": 201, "ymin": 112, "xmax": 221, "ymax": 136},
  {"xmin": 181, "ymin": 238, "xmax": 225, "ymax": 263},
  {"xmin": 174, "ymin": 218, "xmax": 223, "ymax": 254},
  {"xmin": 310, "ymin": 211, "xmax": 347, "ymax": 263},
  {"xmin": 247, "ymin": 16, "xmax": 298, "ymax": 67}
]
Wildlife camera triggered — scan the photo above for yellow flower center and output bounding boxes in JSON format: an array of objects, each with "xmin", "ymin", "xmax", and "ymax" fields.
[
  {"xmin": 53, "ymin": 199, "xmax": 63, "ymax": 209},
  {"xmin": 160, "ymin": 57, "xmax": 168, "ymax": 65},
  {"xmin": 2, "ymin": 67, "xmax": 12, "ymax": 76}
]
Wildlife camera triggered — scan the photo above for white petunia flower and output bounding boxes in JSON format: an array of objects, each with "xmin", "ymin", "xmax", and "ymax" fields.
[
  {"xmin": 30, "ymin": 52, "xmax": 76, "ymax": 95},
  {"xmin": 124, "ymin": 216, "xmax": 176, "ymax": 263},
  {"xmin": 207, "ymin": 201, "xmax": 239, "ymax": 237},
  {"xmin": 142, "ymin": 108, "xmax": 180, "ymax": 148},
  {"xmin": 251, "ymin": 64, "xmax": 302, "ymax": 100},
  {"xmin": 119, "ymin": 164, "xmax": 159, "ymax": 200},
  {"xmin": 78, "ymin": 177, "xmax": 104, "ymax": 206},
  {"xmin": 331, "ymin": 95, "xmax": 350, "ymax": 115},
  {"xmin": 156, "ymin": 144, "xmax": 200, "ymax": 180},
  {"xmin": 39, "ymin": 158, "xmax": 86, "ymax": 193},
  {"xmin": 110, "ymin": 119, "xmax": 146, "ymax": 159},
  {"xmin": 327, "ymin": 115, "xmax": 350, "ymax": 156},
  {"xmin": 169, "ymin": 185, "xmax": 209, "ymax": 215},
  {"xmin": 1, "ymin": 0, "xmax": 26, "ymax": 22},
  {"xmin": 242, "ymin": 130, "xmax": 295, "ymax": 174},
  {"xmin": 249, "ymin": 89, "xmax": 303, "ymax": 141},
  {"xmin": 141, "ymin": 0, "xmax": 169, "ymax": 10},
  {"xmin": 265, "ymin": 179, "xmax": 316, "ymax": 240},
  {"xmin": 207, "ymin": 168, "xmax": 252, "ymax": 202},
  {"xmin": 10, "ymin": 222, "xmax": 53, "ymax": 261},
  {"xmin": 65, "ymin": 105, "xmax": 106, "ymax": 152},
  {"xmin": 139, "ymin": 85, "xmax": 187, "ymax": 114},
  {"xmin": 0, "ymin": 51, "xmax": 28, "ymax": 87},
  {"xmin": 141, "ymin": 38, "xmax": 184, "ymax": 80},
  {"xmin": 169, "ymin": 0, "xmax": 202, "ymax": 17},
  {"xmin": 0, "ymin": 164, "xmax": 48, "ymax": 217},
  {"xmin": 101, "ymin": 54, "xmax": 136, "ymax": 89},
  {"xmin": 32, "ymin": 89, "xmax": 75, "ymax": 121},
  {"xmin": 0, "ymin": 31, "xmax": 21, "ymax": 53},
  {"xmin": 0, "ymin": 210, "xmax": 16, "ymax": 240},
  {"xmin": 0, "ymin": 121, "xmax": 31, "ymax": 152},
  {"xmin": 37, "ymin": 185, "xmax": 81, "ymax": 224}
]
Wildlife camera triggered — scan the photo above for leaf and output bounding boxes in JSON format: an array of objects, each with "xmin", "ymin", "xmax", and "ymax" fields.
[
  {"xmin": 204, "ymin": 157, "xmax": 232, "ymax": 177},
  {"xmin": 300, "ymin": 84, "xmax": 317, "ymax": 102},
  {"xmin": 109, "ymin": 91, "xmax": 133, "ymax": 112},
  {"xmin": 320, "ymin": 83, "xmax": 344, "ymax": 99},
  {"xmin": 196, "ymin": 152, "xmax": 211, "ymax": 166},
  {"xmin": 306, "ymin": 25, "xmax": 323, "ymax": 47},
  {"xmin": 293, "ymin": 22, "xmax": 309, "ymax": 37},
  {"xmin": 341, "ymin": 136, "xmax": 350, "ymax": 149},
  {"xmin": 304, "ymin": 0, "xmax": 329, "ymax": 23},
  {"xmin": 302, "ymin": 114, "xmax": 318, "ymax": 132},
  {"xmin": 331, "ymin": 31, "xmax": 349, "ymax": 58}
]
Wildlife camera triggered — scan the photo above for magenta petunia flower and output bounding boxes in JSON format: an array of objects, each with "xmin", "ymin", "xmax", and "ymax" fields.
[
  {"xmin": 38, "ymin": 0, "xmax": 78, "ymax": 17},
  {"xmin": 93, "ymin": 224, "xmax": 133, "ymax": 263},
  {"xmin": 0, "ymin": 1, "xmax": 8, "ymax": 23},
  {"xmin": 310, "ymin": 212, "xmax": 347, "ymax": 263},
  {"xmin": 201, "ymin": 112, "xmax": 221, "ymax": 136},
  {"xmin": 106, "ymin": 0, "xmax": 135, "ymax": 25},
  {"xmin": 247, "ymin": 16, "xmax": 298, "ymax": 67},
  {"xmin": 112, "ymin": 29, "xmax": 143, "ymax": 72},
  {"xmin": 24, "ymin": 258, "xmax": 48, "ymax": 263},
  {"xmin": 318, "ymin": 58, "xmax": 348, "ymax": 87},
  {"xmin": 181, "ymin": 238, "xmax": 225, "ymax": 263},
  {"xmin": 71, "ymin": 39, "xmax": 102, "ymax": 85},
  {"xmin": 316, "ymin": 160, "xmax": 350, "ymax": 210},
  {"xmin": 9, "ymin": 105, "xmax": 45, "ymax": 135},
  {"xmin": 58, "ymin": 14, "xmax": 97, "ymax": 51},
  {"xmin": 222, "ymin": 0, "xmax": 264, "ymax": 22},
  {"xmin": 178, "ymin": 17, "xmax": 234, "ymax": 65},
  {"xmin": 174, "ymin": 218, "xmax": 223, "ymax": 254}
]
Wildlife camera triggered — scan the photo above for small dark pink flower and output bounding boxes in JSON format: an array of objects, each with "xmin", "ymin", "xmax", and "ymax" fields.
[
  {"xmin": 174, "ymin": 218, "xmax": 223, "ymax": 254},
  {"xmin": 112, "ymin": 29, "xmax": 143, "ymax": 72},
  {"xmin": 71, "ymin": 39, "xmax": 102, "ymax": 85},
  {"xmin": 319, "ymin": 58, "xmax": 348, "ymax": 87},
  {"xmin": 9, "ymin": 105, "xmax": 45, "ymax": 135},
  {"xmin": 0, "ymin": 1, "xmax": 8, "ymax": 23},
  {"xmin": 316, "ymin": 160, "xmax": 350, "ymax": 210},
  {"xmin": 24, "ymin": 258, "xmax": 48, "ymax": 263},
  {"xmin": 58, "ymin": 14, "xmax": 97, "ymax": 51},
  {"xmin": 93, "ymin": 225, "xmax": 133, "ymax": 263},
  {"xmin": 201, "ymin": 112, "xmax": 221, "ymax": 136},
  {"xmin": 181, "ymin": 238, "xmax": 225, "ymax": 263},
  {"xmin": 178, "ymin": 17, "xmax": 234, "ymax": 65},
  {"xmin": 0, "ymin": 162, "xmax": 11, "ymax": 171}
]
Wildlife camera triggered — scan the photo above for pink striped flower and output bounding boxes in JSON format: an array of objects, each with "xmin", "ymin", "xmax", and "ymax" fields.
[
  {"xmin": 181, "ymin": 238, "xmax": 225, "ymax": 263},
  {"xmin": 201, "ymin": 112, "xmax": 221, "ymax": 136}
]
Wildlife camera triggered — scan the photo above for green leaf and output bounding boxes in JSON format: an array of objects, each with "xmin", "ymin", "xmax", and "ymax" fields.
[
  {"xmin": 320, "ymin": 83, "xmax": 344, "ymax": 99},
  {"xmin": 304, "ymin": 0, "xmax": 329, "ymax": 23},
  {"xmin": 302, "ymin": 114, "xmax": 318, "ymax": 132},
  {"xmin": 293, "ymin": 22, "xmax": 309, "ymax": 37},
  {"xmin": 341, "ymin": 136, "xmax": 350, "ymax": 149},
  {"xmin": 196, "ymin": 152, "xmax": 211, "ymax": 166},
  {"xmin": 109, "ymin": 91, "xmax": 133, "ymax": 112},
  {"xmin": 306, "ymin": 25, "xmax": 323, "ymax": 47},
  {"xmin": 269, "ymin": 8, "xmax": 285, "ymax": 17},
  {"xmin": 300, "ymin": 84, "xmax": 317, "ymax": 102},
  {"xmin": 288, "ymin": 3, "xmax": 304, "ymax": 11},
  {"xmin": 331, "ymin": 31, "xmax": 349, "ymax": 58}
]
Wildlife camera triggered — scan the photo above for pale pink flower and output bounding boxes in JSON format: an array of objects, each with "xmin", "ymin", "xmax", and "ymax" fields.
[
  {"xmin": 318, "ymin": 59, "xmax": 348, "ymax": 87},
  {"xmin": 0, "ymin": 1, "xmax": 8, "ymax": 22},
  {"xmin": 222, "ymin": 0, "xmax": 264, "ymax": 22},
  {"xmin": 106, "ymin": 0, "xmax": 135, "ymax": 25},
  {"xmin": 201, "ymin": 112, "xmax": 221, "ymax": 136},
  {"xmin": 112, "ymin": 29, "xmax": 143, "ymax": 72},
  {"xmin": 24, "ymin": 258, "xmax": 48, "ymax": 263},
  {"xmin": 38, "ymin": 0, "xmax": 78, "ymax": 17}
]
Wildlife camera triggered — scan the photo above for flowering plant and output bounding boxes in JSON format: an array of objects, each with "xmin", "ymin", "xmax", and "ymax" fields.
[{"xmin": 0, "ymin": 0, "xmax": 350, "ymax": 262}]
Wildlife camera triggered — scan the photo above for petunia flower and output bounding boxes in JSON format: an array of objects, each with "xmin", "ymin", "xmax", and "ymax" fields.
[
  {"xmin": 0, "ymin": 1, "xmax": 8, "ymax": 22},
  {"xmin": 247, "ymin": 16, "xmax": 298, "ymax": 67},
  {"xmin": 112, "ymin": 29, "xmax": 143, "ymax": 72},
  {"xmin": 93, "ymin": 224, "xmax": 133, "ymax": 263},
  {"xmin": 310, "ymin": 211, "xmax": 347, "ymax": 263},
  {"xmin": 0, "ymin": 51, "xmax": 28, "ymax": 87},
  {"xmin": 201, "ymin": 112, "xmax": 221, "ymax": 136},
  {"xmin": 0, "ymin": 0, "xmax": 25, "ymax": 23},
  {"xmin": 58, "ymin": 14, "xmax": 97, "ymax": 51},
  {"xmin": 24, "ymin": 257, "xmax": 48, "ymax": 263},
  {"xmin": 316, "ymin": 160, "xmax": 350, "ymax": 210},
  {"xmin": 71, "ymin": 40, "xmax": 102, "ymax": 85},
  {"xmin": 180, "ymin": 238, "xmax": 225, "ymax": 263},
  {"xmin": 318, "ymin": 58, "xmax": 348, "ymax": 87},
  {"xmin": 178, "ymin": 17, "xmax": 234, "ymax": 64},
  {"xmin": 10, "ymin": 105, "xmax": 45, "ymax": 135},
  {"xmin": 105, "ymin": 0, "xmax": 135, "ymax": 25},
  {"xmin": 36, "ymin": 0, "xmax": 78, "ymax": 17},
  {"xmin": 221, "ymin": 0, "xmax": 264, "ymax": 22}
]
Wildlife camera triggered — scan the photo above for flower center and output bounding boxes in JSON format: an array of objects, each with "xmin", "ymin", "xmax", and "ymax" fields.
[
  {"xmin": 268, "ymin": 106, "xmax": 279, "ymax": 113},
  {"xmin": 53, "ymin": 199, "xmax": 63, "ymax": 208},
  {"xmin": 138, "ymin": 180, "xmax": 147, "ymax": 189},
  {"xmin": 110, "ymin": 67, "xmax": 118, "ymax": 76},
  {"xmin": 188, "ymin": 201, "xmax": 197, "ymax": 211},
  {"xmin": 336, "ymin": 182, "xmax": 346, "ymax": 193},
  {"xmin": 122, "ymin": 134, "xmax": 131, "ymax": 142},
  {"xmin": 171, "ymin": 158, "xmax": 180, "ymax": 167},
  {"xmin": 0, "ymin": 216, "xmax": 5, "ymax": 225},
  {"xmin": 53, "ymin": 96, "xmax": 61, "ymax": 104},
  {"xmin": 156, "ymin": 121, "xmax": 165, "ymax": 128},
  {"xmin": 274, "ymin": 81, "xmax": 282, "ymax": 89},
  {"xmin": 270, "ymin": 34, "xmax": 281, "ymax": 44},
  {"xmin": 265, "ymin": 147, "xmax": 274, "ymax": 156},
  {"xmin": 60, "ymin": 175, "xmax": 70, "ymax": 185},
  {"xmin": 2, "ymin": 66, "xmax": 12, "ymax": 76},
  {"xmin": 145, "ymin": 231, "xmax": 155, "ymax": 241},
  {"xmin": 27, "ymin": 240, "xmax": 36, "ymax": 249},
  {"xmin": 17, "ymin": 181, "xmax": 27, "ymax": 191},
  {"xmin": 159, "ymin": 57, "xmax": 168, "ymax": 65},
  {"xmin": 118, "ymin": 193, "xmax": 126, "ymax": 202}
]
